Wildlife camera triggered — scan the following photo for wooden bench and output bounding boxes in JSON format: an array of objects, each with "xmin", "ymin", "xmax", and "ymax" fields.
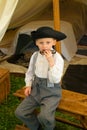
[{"xmin": 13, "ymin": 87, "xmax": 87, "ymax": 130}]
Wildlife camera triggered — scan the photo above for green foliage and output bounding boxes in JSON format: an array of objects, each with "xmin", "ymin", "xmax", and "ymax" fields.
[
  {"xmin": 0, "ymin": 75, "xmax": 24, "ymax": 130},
  {"xmin": 0, "ymin": 75, "xmax": 82, "ymax": 130}
]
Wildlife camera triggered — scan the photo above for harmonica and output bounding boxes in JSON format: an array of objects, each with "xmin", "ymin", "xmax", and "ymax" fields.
[{"xmin": 40, "ymin": 49, "xmax": 56, "ymax": 55}]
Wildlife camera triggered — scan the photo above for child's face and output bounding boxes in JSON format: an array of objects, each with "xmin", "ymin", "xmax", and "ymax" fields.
[{"xmin": 36, "ymin": 38, "xmax": 56, "ymax": 52}]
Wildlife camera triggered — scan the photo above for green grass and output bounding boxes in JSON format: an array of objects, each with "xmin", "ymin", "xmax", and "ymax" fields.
[
  {"xmin": 0, "ymin": 75, "xmax": 83, "ymax": 130},
  {"xmin": 0, "ymin": 75, "xmax": 24, "ymax": 130}
]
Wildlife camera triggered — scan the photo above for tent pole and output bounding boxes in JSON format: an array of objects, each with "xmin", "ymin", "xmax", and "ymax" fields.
[{"xmin": 53, "ymin": 0, "xmax": 61, "ymax": 53}]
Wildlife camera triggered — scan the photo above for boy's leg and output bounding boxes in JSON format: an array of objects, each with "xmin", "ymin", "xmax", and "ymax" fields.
[
  {"xmin": 38, "ymin": 96, "xmax": 61, "ymax": 130},
  {"xmin": 15, "ymin": 95, "xmax": 40, "ymax": 130}
]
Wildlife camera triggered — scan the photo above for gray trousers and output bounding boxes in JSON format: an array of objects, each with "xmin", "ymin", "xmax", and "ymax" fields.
[{"xmin": 15, "ymin": 76, "xmax": 62, "ymax": 130}]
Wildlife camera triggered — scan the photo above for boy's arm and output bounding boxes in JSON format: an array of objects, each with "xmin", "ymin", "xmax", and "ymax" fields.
[
  {"xmin": 25, "ymin": 52, "xmax": 37, "ymax": 87},
  {"xmin": 48, "ymin": 53, "xmax": 64, "ymax": 83}
]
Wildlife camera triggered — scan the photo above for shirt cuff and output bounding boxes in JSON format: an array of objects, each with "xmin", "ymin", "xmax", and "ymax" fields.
[
  {"xmin": 26, "ymin": 81, "xmax": 32, "ymax": 87},
  {"xmin": 49, "ymin": 65, "xmax": 55, "ymax": 71}
]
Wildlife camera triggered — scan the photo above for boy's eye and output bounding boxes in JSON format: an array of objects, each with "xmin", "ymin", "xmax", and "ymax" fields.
[
  {"xmin": 46, "ymin": 42, "xmax": 50, "ymax": 44},
  {"xmin": 39, "ymin": 42, "xmax": 50, "ymax": 44},
  {"xmin": 39, "ymin": 42, "xmax": 44, "ymax": 44}
]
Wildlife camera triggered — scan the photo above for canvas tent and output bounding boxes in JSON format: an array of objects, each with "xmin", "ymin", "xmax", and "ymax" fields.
[
  {"xmin": 0, "ymin": 0, "xmax": 87, "ymax": 62},
  {"xmin": 0, "ymin": 0, "xmax": 53, "ymax": 41}
]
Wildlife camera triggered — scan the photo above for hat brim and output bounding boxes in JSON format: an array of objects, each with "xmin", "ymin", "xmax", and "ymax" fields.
[{"xmin": 31, "ymin": 26, "xmax": 67, "ymax": 41}]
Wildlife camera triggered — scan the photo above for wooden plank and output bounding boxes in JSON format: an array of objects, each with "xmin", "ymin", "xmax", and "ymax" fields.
[
  {"xmin": 15, "ymin": 125, "xmax": 30, "ymax": 130},
  {"xmin": 58, "ymin": 89, "xmax": 87, "ymax": 116},
  {"xmin": 80, "ymin": 116, "xmax": 87, "ymax": 129},
  {"xmin": 0, "ymin": 68, "xmax": 10, "ymax": 102},
  {"xmin": 13, "ymin": 87, "xmax": 26, "ymax": 98},
  {"xmin": 55, "ymin": 116, "xmax": 84, "ymax": 129},
  {"xmin": 62, "ymin": 89, "xmax": 87, "ymax": 102}
]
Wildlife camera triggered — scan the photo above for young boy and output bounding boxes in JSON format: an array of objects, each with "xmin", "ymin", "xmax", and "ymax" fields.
[{"xmin": 15, "ymin": 26, "xmax": 66, "ymax": 130}]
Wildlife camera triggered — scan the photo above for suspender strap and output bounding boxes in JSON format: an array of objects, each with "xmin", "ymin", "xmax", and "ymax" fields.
[{"xmin": 32, "ymin": 51, "xmax": 38, "ymax": 75}]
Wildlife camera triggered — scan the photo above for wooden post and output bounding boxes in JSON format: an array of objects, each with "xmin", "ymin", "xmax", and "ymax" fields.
[{"xmin": 53, "ymin": 0, "xmax": 61, "ymax": 53}]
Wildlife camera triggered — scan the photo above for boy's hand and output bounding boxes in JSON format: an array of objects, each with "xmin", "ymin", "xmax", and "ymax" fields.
[
  {"xmin": 44, "ymin": 50, "xmax": 54, "ymax": 67},
  {"xmin": 24, "ymin": 86, "xmax": 31, "ymax": 96},
  {"xmin": 44, "ymin": 50, "xmax": 52, "ymax": 58}
]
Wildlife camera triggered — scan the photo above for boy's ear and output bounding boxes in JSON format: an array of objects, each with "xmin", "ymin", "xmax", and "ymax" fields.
[
  {"xmin": 35, "ymin": 42, "xmax": 38, "ymax": 46},
  {"xmin": 53, "ymin": 39, "xmax": 57, "ymax": 46}
]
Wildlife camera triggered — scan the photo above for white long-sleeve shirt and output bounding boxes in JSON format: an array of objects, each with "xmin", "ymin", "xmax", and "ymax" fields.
[{"xmin": 25, "ymin": 51, "xmax": 64, "ymax": 87}]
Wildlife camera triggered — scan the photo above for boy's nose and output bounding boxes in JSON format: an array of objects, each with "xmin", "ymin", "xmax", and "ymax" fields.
[{"xmin": 42, "ymin": 44, "xmax": 47, "ymax": 48}]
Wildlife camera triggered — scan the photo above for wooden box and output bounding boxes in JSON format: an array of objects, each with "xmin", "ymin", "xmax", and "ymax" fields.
[{"xmin": 0, "ymin": 68, "xmax": 10, "ymax": 102}]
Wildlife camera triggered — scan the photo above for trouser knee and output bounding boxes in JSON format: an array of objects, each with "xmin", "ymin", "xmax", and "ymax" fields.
[
  {"xmin": 15, "ymin": 107, "xmax": 24, "ymax": 119},
  {"xmin": 38, "ymin": 112, "xmax": 54, "ymax": 127}
]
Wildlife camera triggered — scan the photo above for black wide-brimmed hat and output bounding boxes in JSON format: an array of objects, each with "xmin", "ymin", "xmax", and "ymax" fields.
[{"xmin": 31, "ymin": 26, "xmax": 67, "ymax": 41}]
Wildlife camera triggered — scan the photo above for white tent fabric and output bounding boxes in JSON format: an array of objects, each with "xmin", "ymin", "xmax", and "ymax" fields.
[
  {"xmin": 7, "ymin": 20, "xmax": 77, "ymax": 61},
  {"xmin": 0, "ymin": 0, "xmax": 18, "ymax": 41},
  {"xmin": 0, "ymin": 0, "xmax": 52, "ymax": 42},
  {"xmin": 8, "ymin": 0, "xmax": 52, "ymax": 29},
  {"xmin": 0, "ymin": 0, "xmax": 87, "ymax": 42}
]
